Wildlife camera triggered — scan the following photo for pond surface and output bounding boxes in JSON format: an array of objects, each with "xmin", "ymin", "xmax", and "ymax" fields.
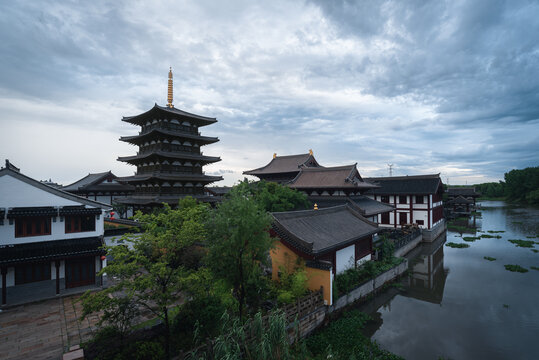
[{"xmin": 364, "ymin": 201, "xmax": 539, "ymax": 360}]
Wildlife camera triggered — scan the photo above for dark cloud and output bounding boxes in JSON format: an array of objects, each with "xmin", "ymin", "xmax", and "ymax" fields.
[{"xmin": 0, "ymin": 0, "xmax": 537, "ymax": 185}]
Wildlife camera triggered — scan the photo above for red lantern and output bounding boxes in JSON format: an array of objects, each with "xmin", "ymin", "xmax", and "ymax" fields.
[
  {"xmin": 100, "ymin": 255, "xmax": 106, "ymax": 261},
  {"xmin": 110, "ymin": 211, "xmax": 115, "ymax": 220}
]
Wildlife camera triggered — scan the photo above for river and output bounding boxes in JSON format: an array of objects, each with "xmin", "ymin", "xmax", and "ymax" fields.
[{"xmin": 363, "ymin": 201, "xmax": 539, "ymax": 360}]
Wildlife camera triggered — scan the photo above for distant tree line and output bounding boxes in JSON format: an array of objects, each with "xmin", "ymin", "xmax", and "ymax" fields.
[{"xmin": 474, "ymin": 166, "xmax": 539, "ymax": 204}]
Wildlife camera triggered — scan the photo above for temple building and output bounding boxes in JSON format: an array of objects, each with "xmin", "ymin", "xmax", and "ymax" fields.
[
  {"xmin": 244, "ymin": 152, "xmax": 393, "ymax": 223},
  {"xmin": 270, "ymin": 204, "xmax": 379, "ymax": 305},
  {"xmin": 0, "ymin": 160, "xmax": 111, "ymax": 306},
  {"xmin": 243, "ymin": 151, "xmax": 321, "ymax": 183},
  {"xmin": 446, "ymin": 187, "xmax": 480, "ymax": 211},
  {"xmin": 116, "ymin": 69, "xmax": 222, "ymax": 210},
  {"xmin": 63, "ymin": 171, "xmax": 134, "ymax": 216},
  {"xmin": 365, "ymin": 174, "xmax": 445, "ymax": 230}
]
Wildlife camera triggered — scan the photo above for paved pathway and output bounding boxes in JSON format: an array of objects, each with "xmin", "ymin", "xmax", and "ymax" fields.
[{"xmin": 0, "ymin": 295, "xmax": 100, "ymax": 360}]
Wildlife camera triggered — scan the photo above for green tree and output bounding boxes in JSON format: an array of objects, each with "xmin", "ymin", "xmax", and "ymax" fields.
[
  {"xmin": 89, "ymin": 197, "xmax": 209, "ymax": 359},
  {"xmin": 206, "ymin": 186, "xmax": 274, "ymax": 319},
  {"xmin": 234, "ymin": 179, "xmax": 310, "ymax": 212}
]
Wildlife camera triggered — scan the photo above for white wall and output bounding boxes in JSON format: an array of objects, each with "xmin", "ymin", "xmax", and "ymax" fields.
[
  {"xmin": 336, "ymin": 245, "xmax": 355, "ymax": 274},
  {"xmin": 0, "ymin": 174, "xmax": 106, "ymax": 245},
  {"xmin": 356, "ymin": 253, "xmax": 370, "ymax": 266}
]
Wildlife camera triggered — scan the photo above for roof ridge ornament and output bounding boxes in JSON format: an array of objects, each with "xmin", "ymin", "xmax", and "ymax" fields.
[
  {"xmin": 167, "ymin": 67, "xmax": 174, "ymax": 108},
  {"xmin": 309, "ymin": 149, "xmax": 313, "ymax": 155}
]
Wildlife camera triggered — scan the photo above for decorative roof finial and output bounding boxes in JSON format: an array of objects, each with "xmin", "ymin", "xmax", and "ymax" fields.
[
  {"xmin": 309, "ymin": 149, "xmax": 313, "ymax": 155},
  {"xmin": 167, "ymin": 67, "xmax": 174, "ymax": 108},
  {"xmin": 273, "ymin": 153, "xmax": 277, "ymax": 159},
  {"xmin": 314, "ymin": 203, "xmax": 318, "ymax": 210}
]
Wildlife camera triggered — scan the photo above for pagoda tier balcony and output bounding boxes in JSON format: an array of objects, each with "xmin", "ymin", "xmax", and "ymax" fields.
[
  {"xmin": 137, "ymin": 165, "xmax": 203, "ymax": 175},
  {"xmin": 139, "ymin": 143, "xmax": 199, "ymax": 155},
  {"xmin": 134, "ymin": 187, "xmax": 204, "ymax": 196},
  {"xmin": 120, "ymin": 129, "xmax": 219, "ymax": 146},
  {"xmin": 141, "ymin": 122, "xmax": 198, "ymax": 135}
]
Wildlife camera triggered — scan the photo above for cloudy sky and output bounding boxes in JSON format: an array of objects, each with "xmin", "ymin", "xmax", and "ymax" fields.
[{"xmin": 1, "ymin": 0, "xmax": 537, "ymax": 186}]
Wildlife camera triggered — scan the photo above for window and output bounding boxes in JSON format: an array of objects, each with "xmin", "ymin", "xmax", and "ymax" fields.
[
  {"xmin": 416, "ymin": 196, "xmax": 424, "ymax": 204},
  {"xmin": 416, "ymin": 220, "xmax": 424, "ymax": 225},
  {"xmin": 381, "ymin": 196, "xmax": 390, "ymax": 203},
  {"xmin": 399, "ymin": 196, "xmax": 407, "ymax": 204},
  {"xmin": 15, "ymin": 217, "xmax": 51, "ymax": 237},
  {"xmin": 65, "ymin": 215, "xmax": 95, "ymax": 233},
  {"xmin": 381, "ymin": 212, "xmax": 390, "ymax": 224}
]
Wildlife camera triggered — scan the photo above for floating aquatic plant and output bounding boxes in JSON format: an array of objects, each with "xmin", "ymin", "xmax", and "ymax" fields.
[
  {"xmin": 446, "ymin": 242, "xmax": 470, "ymax": 248},
  {"xmin": 463, "ymin": 236, "xmax": 480, "ymax": 242},
  {"xmin": 504, "ymin": 264, "xmax": 528, "ymax": 273},
  {"xmin": 531, "ymin": 266, "xmax": 539, "ymax": 271},
  {"xmin": 481, "ymin": 234, "xmax": 502, "ymax": 239},
  {"xmin": 487, "ymin": 230, "xmax": 505, "ymax": 233},
  {"xmin": 508, "ymin": 239, "xmax": 535, "ymax": 248},
  {"xmin": 483, "ymin": 256, "xmax": 496, "ymax": 261}
]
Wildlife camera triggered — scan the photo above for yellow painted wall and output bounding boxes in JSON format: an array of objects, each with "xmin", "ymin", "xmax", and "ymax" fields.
[{"xmin": 270, "ymin": 240, "xmax": 333, "ymax": 305}]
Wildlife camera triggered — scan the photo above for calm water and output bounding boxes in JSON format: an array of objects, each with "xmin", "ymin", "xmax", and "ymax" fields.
[{"xmin": 365, "ymin": 201, "xmax": 539, "ymax": 360}]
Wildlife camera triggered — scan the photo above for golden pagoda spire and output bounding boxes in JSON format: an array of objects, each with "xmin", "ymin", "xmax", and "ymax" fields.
[{"xmin": 167, "ymin": 67, "xmax": 174, "ymax": 108}]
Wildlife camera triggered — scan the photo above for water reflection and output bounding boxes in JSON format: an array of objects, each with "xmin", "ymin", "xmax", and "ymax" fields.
[
  {"xmin": 368, "ymin": 201, "xmax": 539, "ymax": 360},
  {"xmin": 402, "ymin": 234, "xmax": 448, "ymax": 304}
]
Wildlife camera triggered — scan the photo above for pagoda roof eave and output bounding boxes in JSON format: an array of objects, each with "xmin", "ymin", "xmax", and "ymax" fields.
[
  {"xmin": 120, "ymin": 174, "xmax": 223, "ymax": 183},
  {"xmin": 119, "ymin": 129, "xmax": 219, "ymax": 145},
  {"xmin": 117, "ymin": 152, "xmax": 221, "ymax": 164},
  {"xmin": 122, "ymin": 104, "xmax": 217, "ymax": 127}
]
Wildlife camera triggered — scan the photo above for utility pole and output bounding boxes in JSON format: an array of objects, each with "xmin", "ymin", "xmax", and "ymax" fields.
[{"xmin": 388, "ymin": 164, "xmax": 394, "ymax": 177}]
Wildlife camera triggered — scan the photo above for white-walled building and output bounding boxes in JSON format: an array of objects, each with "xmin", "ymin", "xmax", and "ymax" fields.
[
  {"xmin": 0, "ymin": 160, "xmax": 112, "ymax": 305},
  {"xmin": 365, "ymin": 174, "xmax": 444, "ymax": 230}
]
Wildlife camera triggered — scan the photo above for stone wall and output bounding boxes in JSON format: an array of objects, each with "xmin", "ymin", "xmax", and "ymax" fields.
[
  {"xmin": 329, "ymin": 259, "xmax": 408, "ymax": 312},
  {"xmin": 422, "ymin": 219, "xmax": 447, "ymax": 242}
]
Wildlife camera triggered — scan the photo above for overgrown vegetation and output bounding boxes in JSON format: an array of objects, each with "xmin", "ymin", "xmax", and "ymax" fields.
[
  {"xmin": 331, "ymin": 237, "xmax": 402, "ymax": 302},
  {"xmin": 531, "ymin": 266, "xmax": 539, "ymax": 271},
  {"xmin": 483, "ymin": 256, "xmax": 496, "ymax": 261},
  {"xmin": 445, "ymin": 242, "xmax": 470, "ymax": 248},
  {"xmin": 504, "ymin": 264, "xmax": 528, "ymax": 273},
  {"xmin": 463, "ymin": 236, "xmax": 480, "ymax": 242},
  {"xmin": 305, "ymin": 310, "xmax": 403, "ymax": 359}
]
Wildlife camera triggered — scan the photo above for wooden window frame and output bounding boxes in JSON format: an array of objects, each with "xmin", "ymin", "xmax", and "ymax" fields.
[
  {"xmin": 65, "ymin": 215, "xmax": 96, "ymax": 233},
  {"xmin": 15, "ymin": 216, "xmax": 51, "ymax": 238},
  {"xmin": 415, "ymin": 195, "xmax": 424, "ymax": 204},
  {"xmin": 399, "ymin": 196, "xmax": 407, "ymax": 204}
]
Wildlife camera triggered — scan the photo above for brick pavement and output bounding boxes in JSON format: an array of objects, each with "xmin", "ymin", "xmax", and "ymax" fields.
[{"xmin": 0, "ymin": 295, "xmax": 100, "ymax": 360}]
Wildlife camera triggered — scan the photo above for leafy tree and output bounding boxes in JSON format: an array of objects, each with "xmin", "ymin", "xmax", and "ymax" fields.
[
  {"xmin": 206, "ymin": 185, "xmax": 274, "ymax": 319},
  {"xmin": 87, "ymin": 197, "xmax": 209, "ymax": 359},
  {"xmin": 80, "ymin": 291, "xmax": 139, "ymax": 344},
  {"xmin": 234, "ymin": 179, "xmax": 310, "ymax": 212}
]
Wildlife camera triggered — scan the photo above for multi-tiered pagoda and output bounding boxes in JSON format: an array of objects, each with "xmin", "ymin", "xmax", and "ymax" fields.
[{"xmin": 116, "ymin": 69, "xmax": 222, "ymax": 210}]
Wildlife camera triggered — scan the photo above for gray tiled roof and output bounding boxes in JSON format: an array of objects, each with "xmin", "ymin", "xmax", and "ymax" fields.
[
  {"xmin": 289, "ymin": 165, "xmax": 378, "ymax": 190},
  {"xmin": 244, "ymin": 153, "xmax": 320, "ymax": 176},
  {"xmin": 447, "ymin": 187, "xmax": 479, "ymax": 197},
  {"xmin": 63, "ymin": 172, "xmax": 111, "ymax": 191},
  {"xmin": 446, "ymin": 195, "xmax": 474, "ymax": 204},
  {"xmin": 307, "ymin": 195, "xmax": 393, "ymax": 216},
  {"xmin": 122, "ymin": 104, "xmax": 217, "ymax": 127},
  {"xmin": 0, "ymin": 237, "xmax": 104, "ymax": 266},
  {"xmin": 365, "ymin": 174, "xmax": 442, "ymax": 195},
  {"xmin": 272, "ymin": 205, "xmax": 378, "ymax": 255},
  {"xmin": 63, "ymin": 171, "xmax": 134, "ymax": 193},
  {"xmin": 0, "ymin": 164, "xmax": 111, "ymax": 210}
]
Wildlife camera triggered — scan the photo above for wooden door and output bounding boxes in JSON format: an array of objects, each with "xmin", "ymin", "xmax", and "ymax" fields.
[{"xmin": 65, "ymin": 257, "xmax": 95, "ymax": 289}]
